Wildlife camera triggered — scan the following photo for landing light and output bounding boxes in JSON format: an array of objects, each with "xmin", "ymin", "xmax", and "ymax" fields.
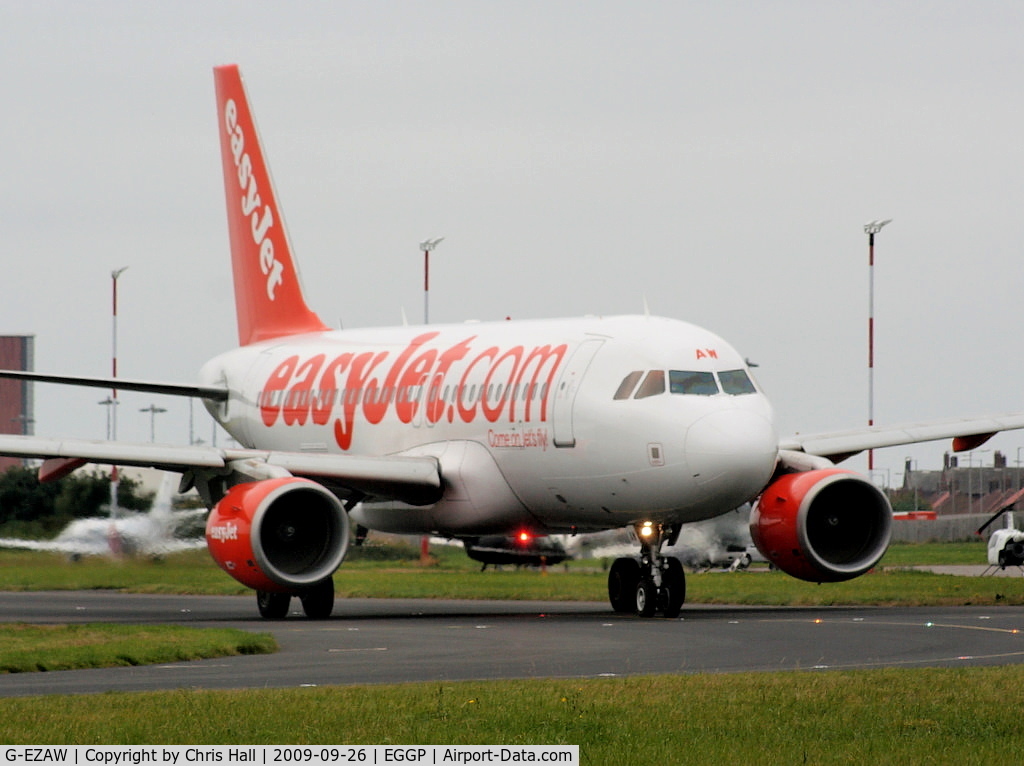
[{"xmin": 640, "ymin": 522, "xmax": 654, "ymax": 539}]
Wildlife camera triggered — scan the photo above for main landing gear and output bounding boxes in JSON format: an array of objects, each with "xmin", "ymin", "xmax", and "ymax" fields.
[
  {"xmin": 256, "ymin": 577, "xmax": 335, "ymax": 620},
  {"xmin": 607, "ymin": 522, "xmax": 685, "ymax": 618}
]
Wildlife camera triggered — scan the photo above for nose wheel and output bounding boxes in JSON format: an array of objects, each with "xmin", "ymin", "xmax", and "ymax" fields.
[{"xmin": 607, "ymin": 522, "xmax": 685, "ymax": 618}]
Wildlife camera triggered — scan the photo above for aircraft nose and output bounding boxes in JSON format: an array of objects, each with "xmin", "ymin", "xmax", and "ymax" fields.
[{"xmin": 684, "ymin": 408, "xmax": 778, "ymax": 505}]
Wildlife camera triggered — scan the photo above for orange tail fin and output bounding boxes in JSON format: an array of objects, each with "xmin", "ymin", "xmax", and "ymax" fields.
[{"xmin": 214, "ymin": 64, "xmax": 329, "ymax": 346}]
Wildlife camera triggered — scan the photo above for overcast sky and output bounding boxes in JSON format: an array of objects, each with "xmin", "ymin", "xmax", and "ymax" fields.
[{"xmin": 2, "ymin": 1, "xmax": 1023, "ymax": 486}]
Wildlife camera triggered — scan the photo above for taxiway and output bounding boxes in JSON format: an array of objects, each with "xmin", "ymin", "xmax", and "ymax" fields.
[{"xmin": 1, "ymin": 592, "xmax": 1023, "ymax": 697}]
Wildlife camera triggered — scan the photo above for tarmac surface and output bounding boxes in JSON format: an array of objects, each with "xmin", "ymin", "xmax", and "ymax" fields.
[{"xmin": 2, "ymin": 590, "xmax": 1024, "ymax": 697}]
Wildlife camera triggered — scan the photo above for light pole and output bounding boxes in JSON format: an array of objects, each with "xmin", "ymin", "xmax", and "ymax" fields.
[
  {"xmin": 10, "ymin": 414, "xmax": 33, "ymax": 435},
  {"xmin": 964, "ymin": 449, "xmax": 991, "ymax": 515},
  {"xmin": 140, "ymin": 404, "xmax": 167, "ymax": 442},
  {"xmin": 110, "ymin": 267, "xmax": 128, "ymax": 443},
  {"xmin": 1017, "ymin": 446, "xmax": 1024, "ymax": 491},
  {"xmin": 109, "ymin": 267, "xmax": 128, "ymax": 490},
  {"xmin": 98, "ymin": 396, "xmax": 117, "ymax": 440},
  {"xmin": 871, "ymin": 467, "xmax": 891, "ymax": 490},
  {"xmin": 864, "ymin": 219, "xmax": 891, "ymax": 472},
  {"xmin": 418, "ymin": 237, "xmax": 443, "ymax": 564},
  {"xmin": 420, "ymin": 237, "xmax": 444, "ymax": 325},
  {"xmin": 905, "ymin": 456, "xmax": 918, "ymax": 511}
]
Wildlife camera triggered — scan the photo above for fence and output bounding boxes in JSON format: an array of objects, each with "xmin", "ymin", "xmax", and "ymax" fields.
[{"xmin": 891, "ymin": 514, "xmax": 991, "ymax": 543}]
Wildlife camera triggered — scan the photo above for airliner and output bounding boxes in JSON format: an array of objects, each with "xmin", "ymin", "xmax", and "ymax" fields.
[{"xmin": 1, "ymin": 64, "xmax": 1023, "ymax": 619}]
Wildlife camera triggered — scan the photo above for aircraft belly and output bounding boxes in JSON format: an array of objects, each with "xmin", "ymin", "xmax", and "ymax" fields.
[
  {"xmin": 490, "ymin": 436, "xmax": 714, "ymax": 527},
  {"xmin": 353, "ymin": 440, "xmax": 532, "ymax": 536}
]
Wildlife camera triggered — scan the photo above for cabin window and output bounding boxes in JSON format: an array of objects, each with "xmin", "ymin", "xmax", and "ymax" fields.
[
  {"xmin": 669, "ymin": 370, "xmax": 718, "ymax": 396},
  {"xmin": 719, "ymin": 369, "xmax": 757, "ymax": 395}
]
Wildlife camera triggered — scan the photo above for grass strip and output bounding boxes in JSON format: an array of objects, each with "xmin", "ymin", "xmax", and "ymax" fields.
[
  {"xmin": 2, "ymin": 543, "xmax": 1022, "ymax": 607},
  {"xmin": 0, "ymin": 667, "xmax": 1021, "ymax": 764},
  {"xmin": 0, "ymin": 624, "xmax": 276, "ymax": 673}
]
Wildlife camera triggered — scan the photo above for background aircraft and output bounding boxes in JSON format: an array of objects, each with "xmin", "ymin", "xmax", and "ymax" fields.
[
  {"xmin": 577, "ymin": 506, "xmax": 763, "ymax": 571},
  {"xmin": 976, "ymin": 500, "xmax": 1024, "ymax": 571},
  {"xmin": 462, "ymin": 534, "xmax": 570, "ymax": 569},
  {"xmin": 0, "ymin": 472, "xmax": 203, "ymax": 558}
]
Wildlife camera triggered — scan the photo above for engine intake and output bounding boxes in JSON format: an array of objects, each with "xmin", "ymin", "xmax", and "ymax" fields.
[
  {"xmin": 206, "ymin": 477, "xmax": 350, "ymax": 592},
  {"xmin": 750, "ymin": 469, "xmax": 892, "ymax": 583}
]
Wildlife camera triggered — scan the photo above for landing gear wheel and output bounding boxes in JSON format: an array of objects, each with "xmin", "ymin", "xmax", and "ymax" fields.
[
  {"xmin": 299, "ymin": 578, "xmax": 335, "ymax": 619},
  {"xmin": 661, "ymin": 558, "xmax": 686, "ymax": 618},
  {"xmin": 635, "ymin": 578, "xmax": 658, "ymax": 617},
  {"xmin": 256, "ymin": 591, "xmax": 291, "ymax": 619},
  {"xmin": 608, "ymin": 558, "xmax": 641, "ymax": 613}
]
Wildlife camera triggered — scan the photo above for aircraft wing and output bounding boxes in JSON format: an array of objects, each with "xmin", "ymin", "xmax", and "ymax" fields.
[
  {"xmin": 0, "ymin": 536, "xmax": 206, "ymax": 555},
  {"xmin": 0, "ymin": 537, "xmax": 98, "ymax": 554},
  {"xmin": 0, "ymin": 369, "xmax": 229, "ymax": 401},
  {"xmin": 0, "ymin": 435, "xmax": 441, "ymax": 506},
  {"xmin": 779, "ymin": 413, "xmax": 1024, "ymax": 463}
]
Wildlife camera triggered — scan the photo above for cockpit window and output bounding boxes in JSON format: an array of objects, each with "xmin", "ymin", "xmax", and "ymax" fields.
[
  {"xmin": 634, "ymin": 370, "xmax": 666, "ymax": 399},
  {"xmin": 669, "ymin": 370, "xmax": 719, "ymax": 396},
  {"xmin": 719, "ymin": 369, "xmax": 757, "ymax": 395},
  {"xmin": 613, "ymin": 371, "xmax": 644, "ymax": 400},
  {"xmin": 617, "ymin": 368, "xmax": 758, "ymax": 400}
]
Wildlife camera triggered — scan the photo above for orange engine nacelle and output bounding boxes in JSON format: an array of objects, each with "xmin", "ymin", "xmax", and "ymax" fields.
[
  {"xmin": 205, "ymin": 477, "xmax": 350, "ymax": 593},
  {"xmin": 750, "ymin": 469, "xmax": 892, "ymax": 583}
]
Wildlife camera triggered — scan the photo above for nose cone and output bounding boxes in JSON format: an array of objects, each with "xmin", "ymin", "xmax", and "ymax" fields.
[{"xmin": 685, "ymin": 408, "xmax": 778, "ymax": 506}]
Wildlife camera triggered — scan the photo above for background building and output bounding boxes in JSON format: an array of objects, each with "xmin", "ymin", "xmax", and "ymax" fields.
[
  {"xmin": 0, "ymin": 336, "xmax": 34, "ymax": 471},
  {"xmin": 902, "ymin": 451, "xmax": 1024, "ymax": 516}
]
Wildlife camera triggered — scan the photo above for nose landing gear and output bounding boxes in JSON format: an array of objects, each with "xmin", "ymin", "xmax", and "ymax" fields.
[{"xmin": 607, "ymin": 522, "xmax": 685, "ymax": 618}]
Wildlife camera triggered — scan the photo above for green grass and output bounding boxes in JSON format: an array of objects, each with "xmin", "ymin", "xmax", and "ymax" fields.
[
  {"xmin": 879, "ymin": 540, "xmax": 988, "ymax": 566},
  {"xmin": 0, "ymin": 623, "xmax": 276, "ymax": 673},
  {"xmin": 688, "ymin": 568, "xmax": 1024, "ymax": 605},
  {"xmin": 0, "ymin": 549, "xmax": 248, "ymax": 594},
  {"xmin": 0, "ymin": 540, "xmax": 1019, "ymax": 606},
  {"xmin": 0, "ymin": 541, "xmax": 1021, "ymax": 762},
  {"xmin": 0, "ymin": 668, "xmax": 1022, "ymax": 764},
  {"xmin": 1, "ymin": 542, "xmax": 1020, "ymax": 606}
]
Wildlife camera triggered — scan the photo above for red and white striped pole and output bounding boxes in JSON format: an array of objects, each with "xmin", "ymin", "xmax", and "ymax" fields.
[
  {"xmin": 863, "ymin": 220, "xmax": 890, "ymax": 474},
  {"xmin": 110, "ymin": 267, "xmax": 128, "ymax": 482}
]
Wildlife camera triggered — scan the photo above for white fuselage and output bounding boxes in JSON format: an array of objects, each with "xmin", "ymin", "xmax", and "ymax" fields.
[{"xmin": 199, "ymin": 315, "xmax": 779, "ymax": 536}]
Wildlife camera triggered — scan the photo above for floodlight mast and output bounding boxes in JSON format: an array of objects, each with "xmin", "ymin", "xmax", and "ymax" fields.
[
  {"xmin": 110, "ymin": 267, "xmax": 128, "ymax": 441},
  {"xmin": 418, "ymin": 237, "xmax": 442, "ymax": 565},
  {"xmin": 863, "ymin": 219, "xmax": 891, "ymax": 473},
  {"xmin": 110, "ymin": 266, "xmax": 128, "ymax": 483},
  {"xmin": 420, "ymin": 237, "xmax": 444, "ymax": 325},
  {"xmin": 140, "ymin": 404, "xmax": 167, "ymax": 443}
]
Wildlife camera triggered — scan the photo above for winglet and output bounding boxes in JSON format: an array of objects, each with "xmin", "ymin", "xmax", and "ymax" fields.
[
  {"xmin": 952, "ymin": 432, "xmax": 996, "ymax": 452},
  {"xmin": 213, "ymin": 64, "xmax": 329, "ymax": 346},
  {"xmin": 38, "ymin": 457, "xmax": 87, "ymax": 483}
]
